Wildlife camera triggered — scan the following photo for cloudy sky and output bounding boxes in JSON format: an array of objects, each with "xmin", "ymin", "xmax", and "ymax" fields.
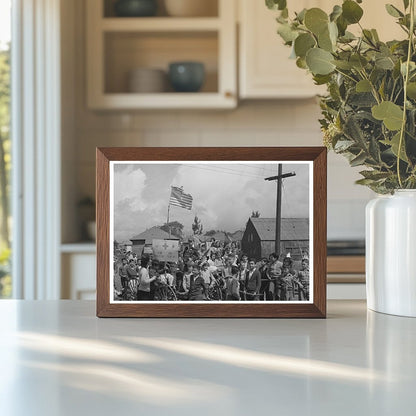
[{"xmin": 113, "ymin": 162, "xmax": 310, "ymax": 242}]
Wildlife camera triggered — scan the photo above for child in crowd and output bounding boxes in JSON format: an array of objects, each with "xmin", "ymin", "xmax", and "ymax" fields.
[
  {"xmin": 296, "ymin": 257, "xmax": 310, "ymax": 301},
  {"xmin": 188, "ymin": 265, "xmax": 208, "ymax": 301},
  {"xmin": 226, "ymin": 265, "xmax": 240, "ymax": 301}
]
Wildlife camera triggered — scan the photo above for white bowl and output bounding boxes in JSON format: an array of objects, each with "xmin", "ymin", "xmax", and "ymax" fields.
[
  {"xmin": 164, "ymin": 0, "xmax": 218, "ymax": 17},
  {"xmin": 128, "ymin": 68, "xmax": 167, "ymax": 93}
]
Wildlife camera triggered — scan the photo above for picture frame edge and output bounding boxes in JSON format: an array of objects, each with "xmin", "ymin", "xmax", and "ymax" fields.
[{"xmin": 95, "ymin": 146, "xmax": 327, "ymax": 318}]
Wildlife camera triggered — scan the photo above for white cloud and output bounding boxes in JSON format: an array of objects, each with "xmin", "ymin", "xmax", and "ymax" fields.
[{"xmin": 114, "ymin": 166, "xmax": 147, "ymax": 211}]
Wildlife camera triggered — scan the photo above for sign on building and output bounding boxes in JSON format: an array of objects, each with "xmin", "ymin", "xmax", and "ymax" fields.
[{"xmin": 152, "ymin": 239, "xmax": 179, "ymax": 262}]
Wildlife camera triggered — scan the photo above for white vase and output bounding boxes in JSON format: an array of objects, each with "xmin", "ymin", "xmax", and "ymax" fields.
[{"xmin": 366, "ymin": 190, "xmax": 416, "ymax": 317}]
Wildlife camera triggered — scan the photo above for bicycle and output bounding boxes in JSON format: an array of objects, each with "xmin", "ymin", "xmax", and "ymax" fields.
[{"xmin": 153, "ymin": 281, "xmax": 177, "ymax": 301}]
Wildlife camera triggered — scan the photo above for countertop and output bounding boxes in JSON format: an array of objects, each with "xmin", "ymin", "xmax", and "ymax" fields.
[{"xmin": 0, "ymin": 300, "xmax": 415, "ymax": 415}]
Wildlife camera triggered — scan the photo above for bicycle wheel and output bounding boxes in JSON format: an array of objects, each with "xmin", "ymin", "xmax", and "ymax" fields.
[
  {"xmin": 209, "ymin": 285, "xmax": 222, "ymax": 301},
  {"xmin": 153, "ymin": 285, "xmax": 164, "ymax": 301},
  {"xmin": 165, "ymin": 286, "xmax": 177, "ymax": 301}
]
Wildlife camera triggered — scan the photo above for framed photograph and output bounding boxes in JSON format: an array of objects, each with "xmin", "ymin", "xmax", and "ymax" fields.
[{"xmin": 96, "ymin": 147, "xmax": 327, "ymax": 318}]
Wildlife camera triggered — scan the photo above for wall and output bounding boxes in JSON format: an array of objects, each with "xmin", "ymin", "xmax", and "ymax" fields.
[{"xmin": 61, "ymin": 0, "xmax": 374, "ymax": 243}]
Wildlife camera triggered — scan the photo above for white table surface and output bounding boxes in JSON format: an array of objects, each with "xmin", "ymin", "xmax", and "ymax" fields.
[{"xmin": 0, "ymin": 300, "xmax": 415, "ymax": 416}]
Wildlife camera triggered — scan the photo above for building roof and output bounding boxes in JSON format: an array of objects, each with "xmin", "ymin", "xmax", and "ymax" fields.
[
  {"xmin": 249, "ymin": 218, "xmax": 309, "ymax": 241},
  {"xmin": 131, "ymin": 227, "xmax": 179, "ymax": 244},
  {"xmin": 201, "ymin": 231, "xmax": 236, "ymax": 242},
  {"xmin": 229, "ymin": 230, "xmax": 244, "ymax": 242}
]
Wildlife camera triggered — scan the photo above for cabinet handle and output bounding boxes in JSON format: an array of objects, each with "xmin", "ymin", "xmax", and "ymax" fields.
[{"xmin": 225, "ymin": 91, "xmax": 234, "ymax": 99}]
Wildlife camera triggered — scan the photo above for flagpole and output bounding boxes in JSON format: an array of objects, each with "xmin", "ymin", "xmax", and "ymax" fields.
[{"xmin": 167, "ymin": 204, "xmax": 171, "ymax": 238}]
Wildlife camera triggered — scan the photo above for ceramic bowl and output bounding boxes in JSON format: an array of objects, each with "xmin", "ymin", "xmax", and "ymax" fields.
[
  {"xmin": 128, "ymin": 68, "xmax": 167, "ymax": 93},
  {"xmin": 164, "ymin": 0, "xmax": 218, "ymax": 17},
  {"xmin": 168, "ymin": 62, "xmax": 205, "ymax": 92},
  {"xmin": 114, "ymin": 0, "xmax": 158, "ymax": 17}
]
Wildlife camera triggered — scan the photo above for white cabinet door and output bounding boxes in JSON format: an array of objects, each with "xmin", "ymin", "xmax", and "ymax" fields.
[
  {"xmin": 62, "ymin": 253, "xmax": 96, "ymax": 300},
  {"xmin": 239, "ymin": 0, "xmax": 326, "ymax": 99},
  {"xmin": 238, "ymin": 0, "xmax": 404, "ymax": 99}
]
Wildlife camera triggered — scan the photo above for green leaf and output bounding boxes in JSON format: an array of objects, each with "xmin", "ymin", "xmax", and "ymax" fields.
[
  {"xmin": 350, "ymin": 54, "xmax": 368, "ymax": 70},
  {"xmin": 339, "ymin": 31, "xmax": 356, "ymax": 43},
  {"xmin": 363, "ymin": 29, "xmax": 376, "ymax": 46},
  {"xmin": 372, "ymin": 101, "xmax": 404, "ymax": 131},
  {"xmin": 333, "ymin": 60, "xmax": 353, "ymax": 70},
  {"xmin": 375, "ymin": 55, "xmax": 395, "ymax": 70},
  {"xmin": 407, "ymin": 82, "xmax": 416, "ymax": 99},
  {"xmin": 344, "ymin": 114, "xmax": 367, "ymax": 147},
  {"xmin": 359, "ymin": 170, "xmax": 391, "ymax": 181},
  {"xmin": 350, "ymin": 152, "xmax": 368, "ymax": 167},
  {"xmin": 369, "ymin": 136, "xmax": 382, "ymax": 163},
  {"xmin": 313, "ymin": 74, "xmax": 332, "ymax": 85},
  {"xmin": 318, "ymin": 27, "xmax": 334, "ymax": 52},
  {"xmin": 355, "ymin": 178, "xmax": 378, "ymax": 186},
  {"xmin": 328, "ymin": 21, "xmax": 338, "ymax": 45},
  {"xmin": 294, "ymin": 33, "xmax": 316, "ymax": 58},
  {"xmin": 277, "ymin": 23, "xmax": 298, "ymax": 43},
  {"xmin": 330, "ymin": 5, "xmax": 342, "ymax": 22},
  {"xmin": 266, "ymin": 0, "xmax": 287, "ymax": 11},
  {"xmin": 371, "ymin": 29, "xmax": 380, "ymax": 42},
  {"xmin": 382, "ymin": 132, "xmax": 409, "ymax": 162},
  {"xmin": 296, "ymin": 57, "xmax": 308, "ymax": 69},
  {"xmin": 306, "ymin": 48, "xmax": 335, "ymax": 75},
  {"xmin": 356, "ymin": 79, "xmax": 372, "ymax": 92},
  {"xmin": 296, "ymin": 8, "xmax": 307, "ymax": 23},
  {"xmin": 401, "ymin": 61, "xmax": 416, "ymax": 76},
  {"xmin": 342, "ymin": 0, "xmax": 364, "ymax": 24},
  {"xmin": 403, "ymin": 0, "xmax": 410, "ymax": 10},
  {"xmin": 334, "ymin": 139, "xmax": 355, "ymax": 152},
  {"xmin": 385, "ymin": 4, "xmax": 404, "ymax": 18},
  {"xmin": 304, "ymin": 8, "xmax": 329, "ymax": 35}
]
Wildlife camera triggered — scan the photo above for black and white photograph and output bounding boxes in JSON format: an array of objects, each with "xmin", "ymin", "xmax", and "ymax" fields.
[{"xmin": 110, "ymin": 161, "xmax": 313, "ymax": 303}]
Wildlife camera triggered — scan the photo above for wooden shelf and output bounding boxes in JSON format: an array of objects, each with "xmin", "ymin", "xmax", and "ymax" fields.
[
  {"xmin": 89, "ymin": 92, "xmax": 235, "ymax": 110},
  {"xmin": 101, "ymin": 17, "xmax": 221, "ymax": 32},
  {"xmin": 327, "ymin": 256, "xmax": 365, "ymax": 274},
  {"xmin": 61, "ymin": 243, "xmax": 96, "ymax": 254}
]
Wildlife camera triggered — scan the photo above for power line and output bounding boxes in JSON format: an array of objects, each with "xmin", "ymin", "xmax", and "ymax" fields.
[
  {"xmin": 181, "ymin": 164, "xmax": 265, "ymax": 179},
  {"xmin": 195, "ymin": 164, "xmax": 266, "ymax": 178}
]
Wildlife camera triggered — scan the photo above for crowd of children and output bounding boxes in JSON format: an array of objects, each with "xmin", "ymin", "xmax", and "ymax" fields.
[{"xmin": 113, "ymin": 240, "xmax": 309, "ymax": 302}]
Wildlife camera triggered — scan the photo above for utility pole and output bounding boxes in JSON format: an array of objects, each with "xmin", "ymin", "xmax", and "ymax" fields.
[{"xmin": 265, "ymin": 165, "xmax": 296, "ymax": 257}]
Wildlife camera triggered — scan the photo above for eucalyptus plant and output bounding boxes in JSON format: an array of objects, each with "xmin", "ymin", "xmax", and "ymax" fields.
[{"xmin": 266, "ymin": 0, "xmax": 416, "ymax": 193}]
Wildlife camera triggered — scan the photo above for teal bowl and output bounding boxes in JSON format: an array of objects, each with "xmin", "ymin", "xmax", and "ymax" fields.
[
  {"xmin": 114, "ymin": 0, "xmax": 157, "ymax": 17},
  {"xmin": 168, "ymin": 62, "xmax": 205, "ymax": 93}
]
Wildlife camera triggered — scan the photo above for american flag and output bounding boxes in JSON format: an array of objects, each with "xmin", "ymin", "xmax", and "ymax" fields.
[{"xmin": 169, "ymin": 186, "xmax": 193, "ymax": 210}]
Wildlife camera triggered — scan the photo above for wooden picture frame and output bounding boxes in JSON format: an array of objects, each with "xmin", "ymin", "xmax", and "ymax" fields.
[{"xmin": 96, "ymin": 147, "xmax": 327, "ymax": 318}]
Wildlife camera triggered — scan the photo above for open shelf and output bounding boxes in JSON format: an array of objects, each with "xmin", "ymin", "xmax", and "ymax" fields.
[
  {"xmin": 103, "ymin": 0, "xmax": 219, "ymax": 18},
  {"xmin": 101, "ymin": 17, "xmax": 220, "ymax": 32},
  {"xmin": 104, "ymin": 31, "xmax": 218, "ymax": 94},
  {"xmin": 87, "ymin": 0, "xmax": 236, "ymax": 109}
]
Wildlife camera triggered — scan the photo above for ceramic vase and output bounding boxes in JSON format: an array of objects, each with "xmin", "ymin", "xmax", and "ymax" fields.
[{"xmin": 366, "ymin": 190, "xmax": 416, "ymax": 317}]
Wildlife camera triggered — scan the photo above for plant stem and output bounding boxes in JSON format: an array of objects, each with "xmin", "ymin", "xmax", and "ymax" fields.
[
  {"xmin": 397, "ymin": 0, "xmax": 415, "ymax": 188},
  {"xmin": 334, "ymin": 68, "xmax": 358, "ymax": 84}
]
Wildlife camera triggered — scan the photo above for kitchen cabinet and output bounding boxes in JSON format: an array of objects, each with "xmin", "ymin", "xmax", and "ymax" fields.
[
  {"xmin": 86, "ymin": 0, "xmax": 237, "ymax": 109},
  {"xmin": 61, "ymin": 245, "xmax": 96, "ymax": 300},
  {"xmin": 238, "ymin": 0, "xmax": 325, "ymax": 99},
  {"xmin": 238, "ymin": 0, "xmax": 405, "ymax": 99}
]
